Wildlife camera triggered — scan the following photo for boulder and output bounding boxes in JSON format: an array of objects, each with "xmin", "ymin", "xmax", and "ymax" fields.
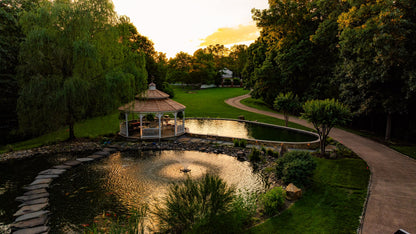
[{"xmin": 285, "ymin": 183, "xmax": 302, "ymax": 201}]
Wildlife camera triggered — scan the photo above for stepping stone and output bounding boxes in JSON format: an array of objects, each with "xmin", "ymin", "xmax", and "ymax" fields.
[
  {"xmin": 35, "ymin": 174, "xmax": 59, "ymax": 180},
  {"xmin": 11, "ymin": 215, "xmax": 48, "ymax": 229},
  {"xmin": 52, "ymin": 165, "xmax": 71, "ymax": 169},
  {"xmin": 93, "ymin": 151, "xmax": 110, "ymax": 156},
  {"xmin": 30, "ymin": 179, "xmax": 53, "ymax": 186},
  {"xmin": 19, "ymin": 198, "xmax": 48, "ymax": 207},
  {"xmin": 16, "ymin": 193, "xmax": 49, "ymax": 202},
  {"xmin": 23, "ymin": 184, "xmax": 49, "ymax": 191},
  {"xmin": 76, "ymin": 157, "xmax": 94, "ymax": 162},
  {"xmin": 24, "ymin": 189, "xmax": 47, "ymax": 196},
  {"xmin": 64, "ymin": 160, "xmax": 82, "ymax": 166},
  {"xmin": 88, "ymin": 154, "xmax": 104, "ymax": 159},
  {"xmin": 38, "ymin": 169, "xmax": 66, "ymax": 176},
  {"xmin": 15, "ymin": 210, "xmax": 49, "ymax": 222},
  {"xmin": 12, "ymin": 225, "xmax": 49, "ymax": 234},
  {"xmin": 14, "ymin": 203, "xmax": 48, "ymax": 217},
  {"xmin": 103, "ymin": 147, "xmax": 117, "ymax": 153}
]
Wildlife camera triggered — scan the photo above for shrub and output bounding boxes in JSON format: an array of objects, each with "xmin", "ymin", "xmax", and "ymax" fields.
[
  {"xmin": 261, "ymin": 186, "xmax": 286, "ymax": 216},
  {"xmin": 276, "ymin": 151, "xmax": 316, "ymax": 187},
  {"xmin": 234, "ymin": 139, "xmax": 247, "ymax": 148},
  {"xmin": 266, "ymin": 148, "xmax": 279, "ymax": 158},
  {"xmin": 249, "ymin": 147, "xmax": 262, "ymax": 162},
  {"xmin": 233, "ymin": 78, "xmax": 241, "ymax": 85},
  {"xmin": 223, "ymin": 78, "xmax": 232, "ymax": 85},
  {"xmin": 335, "ymin": 143, "xmax": 357, "ymax": 158},
  {"xmin": 153, "ymin": 174, "xmax": 237, "ymax": 233}
]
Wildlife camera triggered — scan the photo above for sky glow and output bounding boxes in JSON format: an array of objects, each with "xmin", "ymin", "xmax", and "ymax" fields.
[{"xmin": 111, "ymin": 0, "xmax": 268, "ymax": 58}]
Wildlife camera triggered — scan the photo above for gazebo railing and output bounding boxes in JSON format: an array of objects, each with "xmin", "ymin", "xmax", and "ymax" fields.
[
  {"xmin": 120, "ymin": 122, "xmax": 128, "ymax": 136},
  {"xmin": 142, "ymin": 128, "xmax": 159, "ymax": 139}
]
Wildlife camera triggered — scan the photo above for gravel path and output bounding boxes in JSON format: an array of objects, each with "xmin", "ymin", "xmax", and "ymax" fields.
[{"xmin": 226, "ymin": 94, "xmax": 416, "ymax": 234}]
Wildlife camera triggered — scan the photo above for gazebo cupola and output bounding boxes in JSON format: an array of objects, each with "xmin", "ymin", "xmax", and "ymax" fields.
[{"xmin": 118, "ymin": 83, "xmax": 186, "ymax": 139}]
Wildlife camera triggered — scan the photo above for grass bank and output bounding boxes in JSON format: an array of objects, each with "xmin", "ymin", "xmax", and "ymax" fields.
[
  {"xmin": 242, "ymin": 97, "xmax": 416, "ymax": 159},
  {"xmin": 250, "ymin": 157, "xmax": 370, "ymax": 233}
]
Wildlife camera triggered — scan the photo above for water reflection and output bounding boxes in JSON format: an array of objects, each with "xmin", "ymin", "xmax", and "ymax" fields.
[
  {"xmin": 50, "ymin": 150, "xmax": 265, "ymax": 232},
  {"xmin": 186, "ymin": 119, "xmax": 317, "ymax": 142}
]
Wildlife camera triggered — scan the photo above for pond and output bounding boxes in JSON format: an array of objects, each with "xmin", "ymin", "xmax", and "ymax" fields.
[
  {"xmin": 49, "ymin": 150, "xmax": 265, "ymax": 232},
  {"xmin": 186, "ymin": 118, "xmax": 317, "ymax": 142}
]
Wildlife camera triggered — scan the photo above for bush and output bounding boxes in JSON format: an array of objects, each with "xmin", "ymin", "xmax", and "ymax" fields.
[
  {"xmin": 249, "ymin": 147, "xmax": 262, "ymax": 162},
  {"xmin": 233, "ymin": 78, "xmax": 241, "ymax": 85},
  {"xmin": 276, "ymin": 151, "xmax": 317, "ymax": 187},
  {"xmin": 266, "ymin": 148, "xmax": 279, "ymax": 158},
  {"xmin": 261, "ymin": 186, "xmax": 286, "ymax": 216},
  {"xmin": 153, "ymin": 174, "xmax": 238, "ymax": 233},
  {"xmin": 162, "ymin": 82, "xmax": 175, "ymax": 98},
  {"xmin": 223, "ymin": 78, "xmax": 232, "ymax": 85},
  {"xmin": 233, "ymin": 139, "xmax": 247, "ymax": 148}
]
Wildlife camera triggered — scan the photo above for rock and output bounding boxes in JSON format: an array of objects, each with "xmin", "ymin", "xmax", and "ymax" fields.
[
  {"xmin": 23, "ymin": 184, "xmax": 49, "ymax": 191},
  {"xmin": 93, "ymin": 151, "xmax": 110, "ymax": 156},
  {"xmin": 285, "ymin": 183, "xmax": 302, "ymax": 201},
  {"xmin": 12, "ymin": 226, "xmax": 49, "ymax": 234},
  {"xmin": 15, "ymin": 210, "xmax": 49, "ymax": 222},
  {"xmin": 52, "ymin": 165, "xmax": 72, "ymax": 169},
  {"xmin": 35, "ymin": 174, "xmax": 59, "ymax": 180},
  {"xmin": 19, "ymin": 198, "xmax": 48, "ymax": 207},
  {"xmin": 15, "ymin": 193, "xmax": 49, "ymax": 202},
  {"xmin": 88, "ymin": 154, "xmax": 104, "ymax": 159},
  {"xmin": 29, "ymin": 179, "xmax": 52, "ymax": 186},
  {"xmin": 38, "ymin": 169, "xmax": 66, "ymax": 176},
  {"xmin": 64, "ymin": 160, "xmax": 82, "ymax": 166},
  {"xmin": 103, "ymin": 147, "xmax": 117, "ymax": 153},
  {"xmin": 76, "ymin": 157, "xmax": 94, "ymax": 162},
  {"xmin": 14, "ymin": 203, "xmax": 48, "ymax": 217},
  {"xmin": 23, "ymin": 189, "xmax": 47, "ymax": 196},
  {"xmin": 11, "ymin": 215, "xmax": 48, "ymax": 229},
  {"xmin": 237, "ymin": 151, "xmax": 245, "ymax": 161}
]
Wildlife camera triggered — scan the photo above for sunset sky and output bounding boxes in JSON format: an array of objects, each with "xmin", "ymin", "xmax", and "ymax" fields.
[{"xmin": 111, "ymin": 0, "xmax": 269, "ymax": 58}]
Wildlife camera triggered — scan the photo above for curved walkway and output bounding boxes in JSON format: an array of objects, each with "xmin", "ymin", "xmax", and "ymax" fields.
[{"xmin": 226, "ymin": 94, "xmax": 416, "ymax": 234}]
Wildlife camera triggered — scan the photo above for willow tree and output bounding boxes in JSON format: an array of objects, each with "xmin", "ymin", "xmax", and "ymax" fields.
[{"xmin": 18, "ymin": 0, "xmax": 147, "ymax": 139}]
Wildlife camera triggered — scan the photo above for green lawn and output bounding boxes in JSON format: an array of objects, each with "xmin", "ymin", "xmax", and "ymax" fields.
[{"xmin": 250, "ymin": 157, "xmax": 370, "ymax": 233}]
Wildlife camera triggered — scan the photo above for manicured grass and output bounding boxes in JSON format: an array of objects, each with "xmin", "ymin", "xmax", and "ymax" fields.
[
  {"xmin": 390, "ymin": 145, "xmax": 416, "ymax": 159},
  {"xmin": 250, "ymin": 157, "xmax": 370, "ymax": 233},
  {"xmin": 0, "ymin": 112, "xmax": 119, "ymax": 153},
  {"xmin": 241, "ymin": 97, "xmax": 278, "ymax": 113}
]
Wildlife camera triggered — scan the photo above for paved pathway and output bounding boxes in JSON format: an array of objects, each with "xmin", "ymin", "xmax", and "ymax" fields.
[{"xmin": 226, "ymin": 94, "xmax": 416, "ymax": 234}]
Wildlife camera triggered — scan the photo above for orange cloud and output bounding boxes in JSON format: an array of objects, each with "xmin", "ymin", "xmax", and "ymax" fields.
[{"xmin": 199, "ymin": 24, "xmax": 260, "ymax": 47}]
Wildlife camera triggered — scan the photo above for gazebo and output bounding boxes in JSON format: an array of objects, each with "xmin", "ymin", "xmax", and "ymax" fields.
[{"xmin": 118, "ymin": 83, "xmax": 186, "ymax": 139}]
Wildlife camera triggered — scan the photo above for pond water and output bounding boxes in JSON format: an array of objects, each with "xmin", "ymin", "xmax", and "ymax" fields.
[
  {"xmin": 186, "ymin": 119, "xmax": 317, "ymax": 142},
  {"xmin": 0, "ymin": 152, "xmax": 86, "ymax": 233},
  {"xmin": 49, "ymin": 150, "xmax": 265, "ymax": 233}
]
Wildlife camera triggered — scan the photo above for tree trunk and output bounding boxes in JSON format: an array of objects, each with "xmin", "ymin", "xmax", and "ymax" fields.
[
  {"xmin": 284, "ymin": 114, "xmax": 289, "ymax": 127},
  {"xmin": 385, "ymin": 112, "xmax": 392, "ymax": 141},
  {"xmin": 69, "ymin": 122, "xmax": 75, "ymax": 140}
]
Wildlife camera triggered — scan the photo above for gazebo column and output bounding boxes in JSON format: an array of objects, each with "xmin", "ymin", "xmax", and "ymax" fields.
[
  {"xmin": 125, "ymin": 112, "xmax": 129, "ymax": 137},
  {"xmin": 174, "ymin": 112, "xmax": 178, "ymax": 136},
  {"xmin": 139, "ymin": 114, "xmax": 144, "ymax": 139},
  {"xmin": 157, "ymin": 113, "xmax": 163, "ymax": 138},
  {"xmin": 182, "ymin": 110, "xmax": 185, "ymax": 133}
]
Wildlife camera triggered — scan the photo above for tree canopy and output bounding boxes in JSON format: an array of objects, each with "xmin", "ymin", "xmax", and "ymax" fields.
[{"xmin": 17, "ymin": 0, "xmax": 147, "ymax": 139}]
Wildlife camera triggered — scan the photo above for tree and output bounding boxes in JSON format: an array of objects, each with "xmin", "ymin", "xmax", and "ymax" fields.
[
  {"xmin": 190, "ymin": 49, "xmax": 216, "ymax": 85},
  {"xmin": 273, "ymin": 92, "xmax": 300, "ymax": 127},
  {"xmin": 167, "ymin": 52, "xmax": 192, "ymax": 84},
  {"xmin": 0, "ymin": 0, "xmax": 40, "ymax": 143},
  {"xmin": 337, "ymin": 0, "xmax": 416, "ymax": 141},
  {"xmin": 18, "ymin": 0, "xmax": 147, "ymax": 139},
  {"xmin": 302, "ymin": 99, "xmax": 351, "ymax": 156}
]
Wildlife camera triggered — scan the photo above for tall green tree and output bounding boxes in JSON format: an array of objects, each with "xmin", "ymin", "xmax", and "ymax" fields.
[
  {"xmin": 302, "ymin": 99, "xmax": 351, "ymax": 155},
  {"xmin": 337, "ymin": 0, "xmax": 416, "ymax": 140},
  {"xmin": 190, "ymin": 49, "xmax": 216, "ymax": 85},
  {"xmin": 17, "ymin": 0, "xmax": 147, "ymax": 139},
  {"xmin": 0, "ymin": 0, "xmax": 40, "ymax": 143},
  {"xmin": 167, "ymin": 51, "xmax": 192, "ymax": 85}
]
